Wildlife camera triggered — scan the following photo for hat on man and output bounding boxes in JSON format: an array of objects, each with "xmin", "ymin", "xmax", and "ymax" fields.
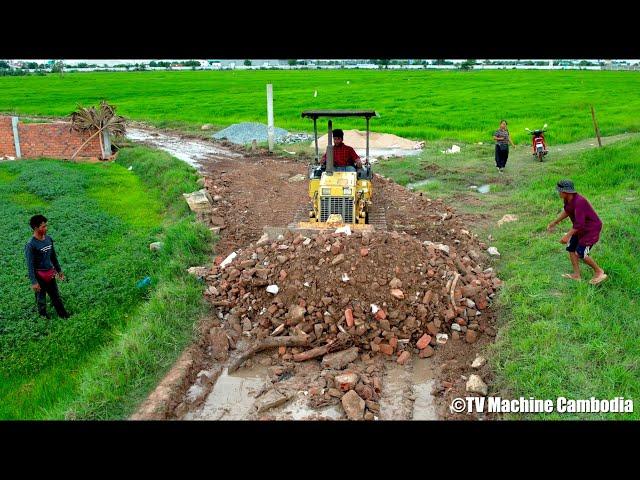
[{"xmin": 556, "ymin": 179, "xmax": 577, "ymax": 193}]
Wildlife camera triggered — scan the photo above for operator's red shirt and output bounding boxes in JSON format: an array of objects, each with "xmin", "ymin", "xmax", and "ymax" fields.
[
  {"xmin": 564, "ymin": 193, "xmax": 603, "ymax": 246},
  {"xmin": 322, "ymin": 143, "xmax": 360, "ymax": 168}
]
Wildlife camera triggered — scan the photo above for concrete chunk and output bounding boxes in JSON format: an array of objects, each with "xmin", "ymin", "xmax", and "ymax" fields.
[
  {"xmin": 182, "ymin": 189, "xmax": 212, "ymax": 213},
  {"xmin": 341, "ymin": 390, "xmax": 365, "ymax": 420},
  {"xmin": 254, "ymin": 389, "xmax": 291, "ymax": 413}
]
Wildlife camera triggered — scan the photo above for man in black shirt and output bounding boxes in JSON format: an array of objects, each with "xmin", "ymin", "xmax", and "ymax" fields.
[{"xmin": 25, "ymin": 214, "xmax": 70, "ymax": 319}]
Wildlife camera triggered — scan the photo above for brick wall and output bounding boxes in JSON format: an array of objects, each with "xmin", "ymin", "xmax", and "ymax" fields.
[
  {"xmin": 0, "ymin": 116, "xmax": 16, "ymax": 157},
  {"xmin": 0, "ymin": 116, "xmax": 103, "ymax": 159}
]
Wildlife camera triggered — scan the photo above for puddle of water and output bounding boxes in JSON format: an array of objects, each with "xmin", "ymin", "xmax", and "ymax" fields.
[
  {"xmin": 273, "ymin": 392, "xmax": 343, "ymax": 420},
  {"xmin": 185, "ymin": 344, "xmax": 437, "ymax": 421},
  {"xmin": 379, "ymin": 358, "xmax": 438, "ymax": 420},
  {"xmin": 126, "ymin": 128, "xmax": 241, "ymax": 170},
  {"xmin": 407, "ymin": 178, "xmax": 436, "ymax": 190},
  {"xmin": 412, "ymin": 382, "xmax": 437, "ymax": 420},
  {"xmin": 358, "ymin": 148, "xmax": 422, "ymax": 164},
  {"xmin": 184, "ymin": 355, "xmax": 342, "ymax": 420},
  {"xmin": 411, "ymin": 359, "xmax": 438, "ymax": 420},
  {"xmin": 379, "ymin": 363, "xmax": 414, "ymax": 420},
  {"xmin": 184, "ymin": 365, "xmax": 269, "ymax": 420},
  {"xmin": 127, "ymin": 127, "xmax": 420, "ymax": 170}
]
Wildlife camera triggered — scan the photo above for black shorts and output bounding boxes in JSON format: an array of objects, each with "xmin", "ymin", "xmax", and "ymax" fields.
[{"xmin": 566, "ymin": 235, "xmax": 595, "ymax": 259}]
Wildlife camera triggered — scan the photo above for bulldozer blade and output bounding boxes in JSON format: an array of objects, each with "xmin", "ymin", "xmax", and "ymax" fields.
[
  {"xmin": 294, "ymin": 221, "xmax": 375, "ymax": 233},
  {"xmin": 262, "ymin": 223, "xmax": 375, "ymax": 241}
]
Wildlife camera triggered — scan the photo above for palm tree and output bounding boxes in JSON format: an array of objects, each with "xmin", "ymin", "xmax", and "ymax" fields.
[{"xmin": 69, "ymin": 101, "xmax": 126, "ymax": 159}]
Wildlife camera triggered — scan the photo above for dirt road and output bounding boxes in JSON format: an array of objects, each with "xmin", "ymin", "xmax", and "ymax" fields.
[{"xmin": 126, "ymin": 127, "xmax": 506, "ymax": 421}]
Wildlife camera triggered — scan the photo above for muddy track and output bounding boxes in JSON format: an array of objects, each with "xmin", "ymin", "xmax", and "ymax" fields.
[
  {"xmin": 202, "ymin": 159, "xmax": 471, "ymax": 259},
  {"xmin": 200, "ymin": 156, "xmax": 310, "ymax": 256}
]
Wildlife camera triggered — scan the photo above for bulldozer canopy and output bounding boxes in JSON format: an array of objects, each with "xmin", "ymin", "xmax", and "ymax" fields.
[{"xmin": 301, "ymin": 110, "xmax": 379, "ymax": 119}]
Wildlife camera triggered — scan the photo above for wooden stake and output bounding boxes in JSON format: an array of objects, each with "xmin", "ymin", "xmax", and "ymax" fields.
[
  {"xmin": 590, "ymin": 105, "xmax": 602, "ymax": 147},
  {"xmin": 292, "ymin": 344, "xmax": 330, "ymax": 362},
  {"xmin": 71, "ymin": 127, "xmax": 104, "ymax": 160},
  {"xmin": 227, "ymin": 336, "xmax": 309, "ymax": 373},
  {"xmin": 449, "ymin": 272, "xmax": 460, "ymax": 307}
]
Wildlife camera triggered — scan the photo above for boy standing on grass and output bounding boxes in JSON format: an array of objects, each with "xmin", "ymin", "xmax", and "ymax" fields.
[
  {"xmin": 25, "ymin": 214, "xmax": 71, "ymax": 319},
  {"xmin": 547, "ymin": 180, "xmax": 608, "ymax": 285}
]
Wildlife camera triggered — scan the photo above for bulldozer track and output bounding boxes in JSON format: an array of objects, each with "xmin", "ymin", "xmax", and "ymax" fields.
[
  {"xmin": 291, "ymin": 203, "xmax": 313, "ymax": 225},
  {"xmin": 366, "ymin": 202, "xmax": 388, "ymax": 231}
]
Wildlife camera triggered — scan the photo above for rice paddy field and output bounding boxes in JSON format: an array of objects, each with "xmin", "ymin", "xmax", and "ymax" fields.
[{"xmin": 0, "ymin": 70, "xmax": 639, "ymax": 144}]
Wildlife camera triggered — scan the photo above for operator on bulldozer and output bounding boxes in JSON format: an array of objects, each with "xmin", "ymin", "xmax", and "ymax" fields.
[
  {"xmin": 320, "ymin": 129, "xmax": 362, "ymax": 172},
  {"xmin": 293, "ymin": 109, "xmax": 382, "ymax": 233}
]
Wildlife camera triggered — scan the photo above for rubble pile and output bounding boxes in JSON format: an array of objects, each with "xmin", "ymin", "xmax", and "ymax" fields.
[
  {"xmin": 194, "ymin": 215, "xmax": 502, "ymax": 419},
  {"xmin": 255, "ymin": 356, "xmax": 386, "ymax": 420},
  {"xmin": 204, "ymin": 228, "xmax": 500, "ymax": 362}
]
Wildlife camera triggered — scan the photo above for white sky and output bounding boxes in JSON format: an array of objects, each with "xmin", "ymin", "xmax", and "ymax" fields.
[{"xmin": 8, "ymin": 59, "xmax": 640, "ymax": 65}]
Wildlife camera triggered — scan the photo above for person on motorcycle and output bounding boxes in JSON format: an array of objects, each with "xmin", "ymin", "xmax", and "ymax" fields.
[
  {"xmin": 493, "ymin": 120, "xmax": 516, "ymax": 173},
  {"xmin": 530, "ymin": 127, "xmax": 548, "ymax": 159},
  {"xmin": 531, "ymin": 131, "xmax": 548, "ymax": 154}
]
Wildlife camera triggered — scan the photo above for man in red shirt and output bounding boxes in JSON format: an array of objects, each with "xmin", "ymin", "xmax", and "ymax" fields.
[
  {"xmin": 547, "ymin": 179, "xmax": 607, "ymax": 285},
  {"xmin": 321, "ymin": 129, "xmax": 362, "ymax": 172}
]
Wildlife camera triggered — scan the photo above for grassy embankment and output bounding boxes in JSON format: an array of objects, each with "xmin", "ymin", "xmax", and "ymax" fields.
[
  {"xmin": 377, "ymin": 135, "xmax": 640, "ymax": 419},
  {"xmin": 0, "ymin": 146, "xmax": 214, "ymax": 419}
]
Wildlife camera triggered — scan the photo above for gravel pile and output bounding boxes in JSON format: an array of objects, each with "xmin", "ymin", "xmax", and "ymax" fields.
[{"xmin": 212, "ymin": 122, "xmax": 289, "ymax": 145}]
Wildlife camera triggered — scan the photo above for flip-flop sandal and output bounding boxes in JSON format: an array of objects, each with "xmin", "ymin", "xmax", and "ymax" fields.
[
  {"xmin": 589, "ymin": 274, "xmax": 608, "ymax": 285},
  {"xmin": 561, "ymin": 273, "xmax": 582, "ymax": 281}
]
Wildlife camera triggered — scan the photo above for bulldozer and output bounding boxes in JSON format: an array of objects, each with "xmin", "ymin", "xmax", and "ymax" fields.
[{"xmin": 293, "ymin": 110, "xmax": 383, "ymax": 234}]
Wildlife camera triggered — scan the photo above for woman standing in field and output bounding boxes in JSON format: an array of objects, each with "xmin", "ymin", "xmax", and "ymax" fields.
[{"xmin": 493, "ymin": 120, "xmax": 516, "ymax": 172}]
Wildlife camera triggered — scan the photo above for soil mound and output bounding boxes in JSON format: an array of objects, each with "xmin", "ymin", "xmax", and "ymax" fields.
[{"xmin": 313, "ymin": 130, "xmax": 423, "ymax": 150}]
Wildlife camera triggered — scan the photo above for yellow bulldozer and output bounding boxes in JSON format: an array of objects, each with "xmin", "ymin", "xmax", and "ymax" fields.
[{"xmin": 294, "ymin": 109, "xmax": 384, "ymax": 234}]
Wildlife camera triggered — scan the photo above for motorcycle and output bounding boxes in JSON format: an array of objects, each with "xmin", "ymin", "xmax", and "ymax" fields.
[{"xmin": 525, "ymin": 124, "xmax": 548, "ymax": 162}]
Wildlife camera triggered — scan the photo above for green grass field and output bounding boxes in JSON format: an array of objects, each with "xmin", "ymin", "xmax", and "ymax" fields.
[
  {"xmin": 0, "ymin": 147, "xmax": 213, "ymax": 419},
  {"xmin": 377, "ymin": 135, "xmax": 640, "ymax": 419},
  {"xmin": 1, "ymin": 69, "xmax": 639, "ymax": 419},
  {"xmin": 1, "ymin": 70, "xmax": 639, "ymax": 144}
]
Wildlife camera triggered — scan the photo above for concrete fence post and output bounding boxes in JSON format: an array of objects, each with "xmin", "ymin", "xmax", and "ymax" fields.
[
  {"xmin": 102, "ymin": 130, "xmax": 112, "ymax": 158},
  {"xmin": 266, "ymin": 83, "xmax": 274, "ymax": 152},
  {"xmin": 11, "ymin": 117, "xmax": 21, "ymax": 158}
]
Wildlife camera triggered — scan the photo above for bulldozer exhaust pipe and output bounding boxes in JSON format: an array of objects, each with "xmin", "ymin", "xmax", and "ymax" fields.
[{"xmin": 326, "ymin": 119, "xmax": 334, "ymax": 176}]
